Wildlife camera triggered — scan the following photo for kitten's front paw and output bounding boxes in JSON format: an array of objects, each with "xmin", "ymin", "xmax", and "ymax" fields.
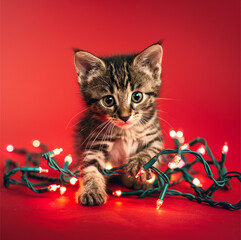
[
  {"xmin": 127, "ymin": 157, "xmax": 153, "ymax": 183},
  {"xmin": 76, "ymin": 187, "xmax": 107, "ymax": 206}
]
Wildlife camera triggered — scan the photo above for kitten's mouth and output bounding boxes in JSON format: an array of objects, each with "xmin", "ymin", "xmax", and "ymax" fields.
[
  {"xmin": 108, "ymin": 115, "xmax": 137, "ymax": 129},
  {"xmin": 115, "ymin": 121, "xmax": 133, "ymax": 128},
  {"xmin": 111, "ymin": 117, "xmax": 135, "ymax": 129}
]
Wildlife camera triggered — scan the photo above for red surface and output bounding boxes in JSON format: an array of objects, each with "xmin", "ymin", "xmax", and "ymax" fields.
[{"xmin": 0, "ymin": 0, "xmax": 240, "ymax": 240}]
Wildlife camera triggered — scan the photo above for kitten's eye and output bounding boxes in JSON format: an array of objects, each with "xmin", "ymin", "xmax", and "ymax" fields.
[
  {"xmin": 103, "ymin": 95, "xmax": 115, "ymax": 107},
  {"xmin": 131, "ymin": 92, "xmax": 143, "ymax": 103}
]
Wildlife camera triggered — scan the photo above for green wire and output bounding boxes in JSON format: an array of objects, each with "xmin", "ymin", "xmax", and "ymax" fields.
[{"xmin": 3, "ymin": 137, "xmax": 241, "ymax": 210}]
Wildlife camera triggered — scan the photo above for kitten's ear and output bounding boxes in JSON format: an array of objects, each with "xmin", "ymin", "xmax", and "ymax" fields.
[
  {"xmin": 132, "ymin": 43, "xmax": 163, "ymax": 82},
  {"xmin": 74, "ymin": 50, "xmax": 106, "ymax": 84}
]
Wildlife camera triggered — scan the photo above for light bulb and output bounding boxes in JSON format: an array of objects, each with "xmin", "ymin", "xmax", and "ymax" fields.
[
  {"xmin": 105, "ymin": 163, "xmax": 112, "ymax": 170},
  {"xmin": 156, "ymin": 199, "xmax": 163, "ymax": 210},
  {"xmin": 60, "ymin": 186, "xmax": 67, "ymax": 195},
  {"xmin": 69, "ymin": 177, "xmax": 78, "ymax": 185},
  {"xmin": 192, "ymin": 178, "xmax": 202, "ymax": 187},
  {"xmin": 180, "ymin": 143, "xmax": 190, "ymax": 150},
  {"xmin": 168, "ymin": 155, "xmax": 182, "ymax": 169},
  {"xmin": 173, "ymin": 154, "xmax": 182, "ymax": 164},
  {"xmin": 39, "ymin": 167, "xmax": 49, "ymax": 173},
  {"xmin": 135, "ymin": 167, "xmax": 146, "ymax": 178},
  {"xmin": 176, "ymin": 159, "xmax": 185, "ymax": 168},
  {"xmin": 179, "ymin": 137, "xmax": 185, "ymax": 144},
  {"xmin": 6, "ymin": 145, "xmax": 14, "ymax": 152},
  {"xmin": 176, "ymin": 131, "xmax": 183, "ymax": 138},
  {"xmin": 197, "ymin": 146, "xmax": 206, "ymax": 155},
  {"xmin": 32, "ymin": 140, "xmax": 41, "ymax": 148},
  {"xmin": 48, "ymin": 184, "xmax": 59, "ymax": 192},
  {"xmin": 168, "ymin": 162, "xmax": 177, "ymax": 169},
  {"xmin": 113, "ymin": 190, "xmax": 122, "ymax": 197},
  {"xmin": 222, "ymin": 142, "xmax": 228, "ymax": 154},
  {"xmin": 54, "ymin": 148, "xmax": 63, "ymax": 155},
  {"xmin": 64, "ymin": 154, "xmax": 72, "ymax": 164},
  {"xmin": 50, "ymin": 148, "xmax": 63, "ymax": 157},
  {"xmin": 169, "ymin": 130, "xmax": 176, "ymax": 139}
]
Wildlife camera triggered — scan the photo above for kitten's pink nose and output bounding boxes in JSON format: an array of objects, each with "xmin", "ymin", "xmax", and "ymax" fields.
[{"xmin": 119, "ymin": 116, "xmax": 130, "ymax": 122}]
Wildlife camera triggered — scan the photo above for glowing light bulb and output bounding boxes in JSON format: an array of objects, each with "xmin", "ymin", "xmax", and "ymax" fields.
[
  {"xmin": 113, "ymin": 190, "xmax": 122, "ymax": 197},
  {"xmin": 6, "ymin": 145, "xmax": 14, "ymax": 152},
  {"xmin": 105, "ymin": 163, "xmax": 112, "ymax": 170},
  {"xmin": 156, "ymin": 199, "xmax": 163, "ymax": 210},
  {"xmin": 48, "ymin": 184, "xmax": 59, "ymax": 192},
  {"xmin": 60, "ymin": 186, "xmax": 67, "ymax": 195},
  {"xmin": 32, "ymin": 140, "xmax": 41, "ymax": 148},
  {"xmin": 39, "ymin": 167, "xmax": 49, "ymax": 173},
  {"xmin": 51, "ymin": 148, "xmax": 63, "ymax": 157},
  {"xmin": 222, "ymin": 142, "xmax": 228, "ymax": 154},
  {"xmin": 69, "ymin": 177, "xmax": 78, "ymax": 185},
  {"xmin": 173, "ymin": 154, "xmax": 182, "ymax": 164},
  {"xmin": 64, "ymin": 154, "xmax": 72, "ymax": 164},
  {"xmin": 135, "ymin": 167, "xmax": 146, "ymax": 178},
  {"xmin": 176, "ymin": 131, "xmax": 183, "ymax": 138},
  {"xmin": 169, "ymin": 130, "xmax": 176, "ymax": 139},
  {"xmin": 179, "ymin": 137, "xmax": 185, "ymax": 144},
  {"xmin": 192, "ymin": 178, "xmax": 202, "ymax": 187},
  {"xmin": 197, "ymin": 146, "xmax": 206, "ymax": 155},
  {"xmin": 168, "ymin": 162, "xmax": 177, "ymax": 169},
  {"xmin": 147, "ymin": 174, "xmax": 156, "ymax": 184},
  {"xmin": 54, "ymin": 148, "xmax": 63, "ymax": 155},
  {"xmin": 180, "ymin": 143, "xmax": 190, "ymax": 150},
  {"xmin": 176, "ymin": 159, "xmax": 185, "ymax": 168},
  {"xmin": 168, "ymin": 155, "xmax": 182, "ymax": 169}
]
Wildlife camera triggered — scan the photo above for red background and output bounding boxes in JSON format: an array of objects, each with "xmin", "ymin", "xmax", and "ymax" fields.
[{"xmin": 0, "ymin": 0, "xmax": 240, "ymax": 240}]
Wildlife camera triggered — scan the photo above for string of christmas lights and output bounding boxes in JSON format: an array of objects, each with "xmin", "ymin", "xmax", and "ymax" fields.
[
  {"xmin": 4, "ymin": 142, "xmax": 79, "ymax": 195},
  {"xmin": 3, "ymin": 131, "xmax": 241, "ymax": 210}
]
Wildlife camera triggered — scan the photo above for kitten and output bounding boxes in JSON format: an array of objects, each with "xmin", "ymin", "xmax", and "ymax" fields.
[{"xmin": 74, "ymin": 43, "xmax": 164, "ymax": 206}]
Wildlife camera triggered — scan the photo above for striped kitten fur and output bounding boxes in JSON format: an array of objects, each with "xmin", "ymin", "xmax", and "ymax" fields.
[{"xmin": 74, "ymin": 43, "xmax": 164, "ymax": 206}]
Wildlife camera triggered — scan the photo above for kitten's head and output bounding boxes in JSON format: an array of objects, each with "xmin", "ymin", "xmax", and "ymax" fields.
[{"xmin": 74, "ymin": 43, "xmax": 163, "ymax": 129}]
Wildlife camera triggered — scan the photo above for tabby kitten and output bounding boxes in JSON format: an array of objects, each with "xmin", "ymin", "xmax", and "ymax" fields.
[{"xmin": 74, "ymin": 43, "xmax": 163, "ymax": 206}]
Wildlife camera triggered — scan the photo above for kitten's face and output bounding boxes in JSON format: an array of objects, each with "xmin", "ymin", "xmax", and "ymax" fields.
[{"xmin": 74, "ymin": 44, "xmax": 163, "ymax": 129}]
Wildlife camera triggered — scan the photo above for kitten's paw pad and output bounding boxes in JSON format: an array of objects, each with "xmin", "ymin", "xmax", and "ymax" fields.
[
  {"xmin": 76, "ymin": 188, "xmax": 107, "ymax": 206},
  {"xmin": 126, "ymin": 158, "xmax": 153, "ymax": 183}
]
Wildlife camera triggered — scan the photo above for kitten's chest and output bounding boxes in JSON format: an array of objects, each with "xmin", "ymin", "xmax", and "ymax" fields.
[{"xmin": 108, "ymin": 136, "xmax": 139, "ymax": 165}]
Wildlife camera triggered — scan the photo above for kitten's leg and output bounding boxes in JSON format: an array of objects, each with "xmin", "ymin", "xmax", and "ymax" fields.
[
  {"xmin": 127, "ymin": 139, "xmax": 163, "ymax": 183},
  {"xmin": 76, "ymin": 151, "xmax": 107, "ymax": 206}
]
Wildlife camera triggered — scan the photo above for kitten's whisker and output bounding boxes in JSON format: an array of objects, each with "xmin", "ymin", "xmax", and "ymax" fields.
[
  {"xmin": 66, "ymin": 108, "xmax": 89, "ymax": 129},
  {"xmin": 157, "ymin": 116, "xmax": 174, "ymax": 129},
  {"xmin": 157, "ymin": 109, "xmax": 175, "ymax": 119},
  {"xmin": 83, "ymin": 121, "xmax": 110, "ymax": 160},
  {"xmin": 156, "ymin": 109, "xmax": 168, "ymax": 114},
  {"xmin": 156, "ymin": 97, "xmax": 177, "ymax": 101},
  {"xmin": 104, "ymin": 122, "xmax": 114, "ymax": 151},
  {"xmin": 99, "ymin": 121, "xmax": 113, "ymax": 152},
  {"xmin": 162, "ymin": 128, "xmax": 169, "ymax": 139},
  {"xmin": 109, "ymin": 122, "xmax": 115, "ymax": 144},
  {"xmin": 80, "ymin": 121, "xmax": 108, "ymax": 148},
  {"xmin": 70, "ymin": 120, "xmax": 82, "ymax": 129},
  {"xmin": 87, "ymin": 121, "xmax": 111, "ymax": 153},
  {"xmin": 76, "ymin": 125, "xmax": 88, "ymax": 135}
]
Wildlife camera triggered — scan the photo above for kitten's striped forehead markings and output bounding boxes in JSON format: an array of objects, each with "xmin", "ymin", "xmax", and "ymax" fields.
[{"xmin": 109, "ymin": 61, "xmax": 152, "ymax": 124}]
